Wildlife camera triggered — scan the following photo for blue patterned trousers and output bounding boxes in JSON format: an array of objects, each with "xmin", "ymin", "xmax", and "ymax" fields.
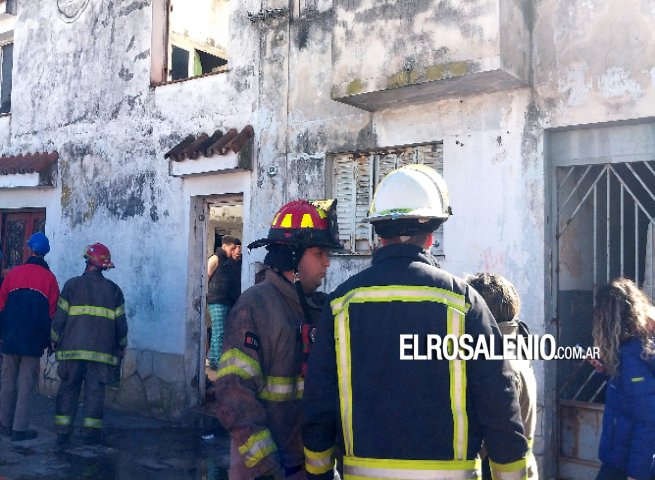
[{"xmin": 208, "ymin": 304, "xmax": 229, "ymax": 369}]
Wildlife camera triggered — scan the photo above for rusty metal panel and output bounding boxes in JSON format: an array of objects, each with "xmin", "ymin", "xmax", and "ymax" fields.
[{"xmin": 559, "ymin": 400, "xmax": 603, "ymax": 480}]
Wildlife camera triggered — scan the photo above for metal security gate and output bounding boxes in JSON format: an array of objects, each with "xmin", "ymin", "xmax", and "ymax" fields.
[{"xmin": 555, "ymin": 160, "xmax": 655, "ymax": 479}]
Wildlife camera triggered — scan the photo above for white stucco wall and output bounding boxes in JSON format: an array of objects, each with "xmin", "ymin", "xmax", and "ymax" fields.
[{"xmin": 1, "ymin": 5, "xmax": 655, "ymax": 474}]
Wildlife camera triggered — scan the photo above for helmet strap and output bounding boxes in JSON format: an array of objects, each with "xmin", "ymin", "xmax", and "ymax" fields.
[{"xmin": 293, "ymin": 269, "xmax": 314, "ymax": 327}]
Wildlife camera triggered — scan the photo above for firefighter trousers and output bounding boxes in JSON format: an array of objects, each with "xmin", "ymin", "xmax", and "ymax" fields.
[{"xmin": 55, "ymin": 360, "xmax": 107, "ymax": 435}]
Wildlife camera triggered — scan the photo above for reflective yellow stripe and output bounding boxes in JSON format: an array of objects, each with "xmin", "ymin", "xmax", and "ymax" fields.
[
  {"xmin": 56, "ymin": 350, "xmax": 118, "ymax": 365},
  {"xmin": 259, "ymin": 375, "xmax": 304, "ymax": 401},
  {"xmin": 296, "ymin": 377, "xmax": 304, "ymax": 399},
  {"xmin": 238, "ymin": 429, "xmax": 277, "ymax": 468},
  {"xmin": 55, "ymin": 415, "xmax": 71, "ymax": 426},
  {"xmin": 489, "ymin": 457, "xmax": 528, "ymax": 480},
  {"xmin": 343, "ymin": 456, "xmax": 480, "ymax": 480},
  {"xmin": 83, "ymin": 417, "xmax": 102, "ymax": 429},
  {"xmin": 331, "ymin": 286, "xmax": 470, "ymax": 316},
  {"xmin": 301, "ymin": 213, "xmax": 315, "ymax": 228},
  {"xmin": 305, "ymin": 446, "xmax": 335, "ymax": 475},
  {"xmin": 331, "ymin": 285, "xmax": 470, "ymax": 459},
  {"xmin": 334, "ymin": 303, "xmax": 354, "ymax": 456},
  {"xmin": 448, "ymin": 307, "xmax": 467, "ymax": 460},
  {"xmin": 69, "ymin": 305, "xmax": 118, "ymax": 320},
  {"xmin": 216, "ymin": 349, "xmax": 263, "ymax": 389},
  {"xmin": 115, "ymin": 304, "xmax": 125, "ymax": 317},
  {"xmin": 51, "ymin": 328, "xmax": 60, "ymax": 343},
  {"xmin": 280, "ymin": 213, "xmax": 292, "ymax": 228},
  {"xmin": 57, "ymin": 297, "xmax": 70, "ymax": 312},
  {"xmin": 119, "ymin": 336, "xmax": 128, "ymax": 348}
]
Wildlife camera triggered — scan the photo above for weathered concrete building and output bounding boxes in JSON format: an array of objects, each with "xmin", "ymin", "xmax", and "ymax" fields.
[{"xmin": 1, "ymin": 0, "xmax": 654, "ymax": 477}]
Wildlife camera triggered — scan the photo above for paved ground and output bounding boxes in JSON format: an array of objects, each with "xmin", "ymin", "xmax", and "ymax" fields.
[{"xmin": 0, "ymin": 394, "xmax": 230, "ymax": 480}]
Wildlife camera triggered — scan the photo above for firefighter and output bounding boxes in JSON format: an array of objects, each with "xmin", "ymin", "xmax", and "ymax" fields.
[
  {"xmin": 213, "ymin": 199, "xmax": 341, "ymax": 480},
  {"xmin": 302, "ymin": 165, "xmax": 529, "ymax": 480},
  {"xmin": 51, "ymin": 243, "xmax": 128, "ymax": 446}
]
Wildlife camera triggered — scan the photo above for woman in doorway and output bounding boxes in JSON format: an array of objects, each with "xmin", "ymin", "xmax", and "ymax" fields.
[{"xmin": 593, "ymin": 278, "xmax": 655, "ymax": 480}]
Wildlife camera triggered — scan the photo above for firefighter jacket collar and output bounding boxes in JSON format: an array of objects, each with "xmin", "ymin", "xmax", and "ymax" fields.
[
  {"xmin": 265, "ymin": 269, "xmax": 324, "ymax": 311},
  {"xmin": 83, "ymin": 269, "xmax": 105, "ymax": 279},
  {"xmin": 372, "ymin": 243, "xmax": 436, "ymax": 267}
]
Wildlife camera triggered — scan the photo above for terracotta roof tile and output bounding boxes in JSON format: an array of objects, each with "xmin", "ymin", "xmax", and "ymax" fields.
[
  {"xmin": 165, "ymin": 126, "xmax": 254, "ymax": 162},
  {"xmin": 0, "ymin": 152, "xmax": 59, "ymax": 175}
]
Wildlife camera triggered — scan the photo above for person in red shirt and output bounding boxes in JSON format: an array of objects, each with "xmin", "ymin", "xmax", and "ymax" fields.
[{"xmin": 0, "ymin": 233, "xmax": 59, "ymax": 441}]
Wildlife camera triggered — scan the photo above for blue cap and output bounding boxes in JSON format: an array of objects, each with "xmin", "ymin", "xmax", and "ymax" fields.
[{"xmin": 27, "ymin": 232, "xmax": 50, "ymax": 255}]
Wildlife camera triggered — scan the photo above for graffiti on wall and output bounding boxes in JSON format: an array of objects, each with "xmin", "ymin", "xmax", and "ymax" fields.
[{"xmin": 57, "ymin": 0, "xmax": 90, "ymax": 23}]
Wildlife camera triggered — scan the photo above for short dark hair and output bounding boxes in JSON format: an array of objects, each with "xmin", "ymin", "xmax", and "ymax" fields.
[{"xmin": 221, "ymin": 235, "xmax": 241, "ymax": 247}]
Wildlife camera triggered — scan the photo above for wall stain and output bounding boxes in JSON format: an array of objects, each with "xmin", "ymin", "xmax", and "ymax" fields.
[
  {"xmin": 119, "ymin": 0, "xmax": 149, "ymax": 17},
  {"xmin": 119, "ymin": 66, "xmax": 134, "ymax": 81},
  {"xmin": 134, "ymin": 49, "xmax": 150, "ymax": 61},
  {"xmin": 297, "ymin": 20, "xmax": 310, "ymax": 50},
  {"xmin": 346, "ymin": 79, "xmax": 364, "ymax": 95}
]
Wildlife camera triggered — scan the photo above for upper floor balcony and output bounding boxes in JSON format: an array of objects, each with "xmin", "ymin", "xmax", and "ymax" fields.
[{"xmin": 331, "ymin": 0, "xmax": 531, "ymax": 111}]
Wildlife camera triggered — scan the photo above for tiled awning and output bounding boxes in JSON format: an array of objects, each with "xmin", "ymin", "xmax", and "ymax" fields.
[
  {"xmin": 165, "ymin": 126, "xmax": 254, "ymax": 177},
  {"xmin": 0, "ymin": 152, "xmax": 58, "ymax": 188}
]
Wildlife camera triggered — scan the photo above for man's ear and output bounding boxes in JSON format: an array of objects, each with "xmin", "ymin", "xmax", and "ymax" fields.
[{"xmin": 423, "ymin": 233, "xmax": 434, "ymax": 249}]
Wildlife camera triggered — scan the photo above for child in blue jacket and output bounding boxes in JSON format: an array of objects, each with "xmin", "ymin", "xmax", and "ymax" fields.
[{"xmin": 593, "ymin": 278, "xmax": 655, "ymax": 480}]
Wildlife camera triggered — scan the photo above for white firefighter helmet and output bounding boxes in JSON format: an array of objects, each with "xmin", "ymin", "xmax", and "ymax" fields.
[{"xmin": 366, "ymin": 164, "xmax": 451, "ymax": 226}]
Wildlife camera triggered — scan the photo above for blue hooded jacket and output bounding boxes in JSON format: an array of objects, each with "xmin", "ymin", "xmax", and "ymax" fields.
[{"xmin": 599, "ymin": 337, "xmax": 655, "ymax": 480}]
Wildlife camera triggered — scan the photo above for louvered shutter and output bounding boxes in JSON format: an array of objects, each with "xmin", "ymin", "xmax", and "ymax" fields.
[
  {"xmin": 330, "ymin": 142, "xmax": 444, "ymax": 255},
  {"xmin": 333, "ymin": 154, "xmax": 356, "ymax": 251},
  {"xmin": 354, "ymin": 155, "xmax": 373, "ymax": 253},
  {"xmin": 417, "ymin": 144, "xmax": 445, "ymax": 256}
]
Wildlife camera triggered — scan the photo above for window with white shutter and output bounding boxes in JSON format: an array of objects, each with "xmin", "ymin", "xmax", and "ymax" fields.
[{"xmin": 328, "ymin": 142, "xmax": 445, "ymax": 255}]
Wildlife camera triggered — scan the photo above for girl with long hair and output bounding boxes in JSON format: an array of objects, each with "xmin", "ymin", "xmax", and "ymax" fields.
[{"xmin": 592, "ymin": 278, "xmax": 655, "ymax": 480}]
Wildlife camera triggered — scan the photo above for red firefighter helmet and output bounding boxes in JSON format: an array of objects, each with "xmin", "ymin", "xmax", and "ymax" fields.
[
  {"xmin": 83, "ymin": 243, "xmax": 115, "ymax": 269},
  {"xmin": 248, "ymin": 199, "xmax": 342, "ymax": 250}
]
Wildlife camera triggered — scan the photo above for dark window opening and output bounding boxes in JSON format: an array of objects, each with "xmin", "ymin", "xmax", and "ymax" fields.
[
  {"xmin": 171, "ymin": 45, "xmax": 190, "ymax": 81},
  {"xmin": 0, "ymin": 43, "xmax": 13, "ymax": 114}
]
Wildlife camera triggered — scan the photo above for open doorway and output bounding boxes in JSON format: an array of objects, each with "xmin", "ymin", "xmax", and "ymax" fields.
[
  {"xmin": 200, "ymin": 194, "xmax": 243, "ymax": 410},
  {"xmin": 1, "ymin": 209, "xmax": 46, "ymax": 279},
  {"xmin": 549, "ymin": 121, "xmax": 655, "ymax": 480}
]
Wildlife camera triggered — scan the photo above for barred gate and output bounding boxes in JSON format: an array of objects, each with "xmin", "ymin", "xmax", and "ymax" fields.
[{"xmin": 556, "ymin": 160, "xmax": 655, "ymax": 479}]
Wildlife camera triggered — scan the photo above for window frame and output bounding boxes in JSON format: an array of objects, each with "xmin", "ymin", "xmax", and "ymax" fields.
[
  {"xmin": 0, "ymin": 41, "xmax": 13, "ymax": 114},
  {"xmin": 328, "ymin": 142, "xmax": 445, "ymax": 257},
  {"xmin": 150, "ymin": 0, "xmax": 229, "ymax": 86}
]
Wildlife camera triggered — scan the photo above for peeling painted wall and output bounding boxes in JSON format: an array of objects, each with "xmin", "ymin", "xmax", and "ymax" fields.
[{"xmin": 1, "ymin": 1, "xmax": 655, "ymax": 476}]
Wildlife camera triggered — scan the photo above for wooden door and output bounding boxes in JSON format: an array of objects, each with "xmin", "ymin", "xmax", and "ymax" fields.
[{"xmin": 1, "ymin": 210, "xmax": 46, "ymax": 278}]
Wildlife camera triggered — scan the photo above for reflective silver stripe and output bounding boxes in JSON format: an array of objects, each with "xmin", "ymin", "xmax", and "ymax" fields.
[
  {"xmin": 343, "ymin": 456, "xmax": 479, "ymax": 480},
  {"xmin": 55, "ymin": 415, "xmax": 71, "ymax": 426},
  {"xmin": 57, "ymin": 297, "xmax": 70, "ymax": 312},
  {"xmin": 69, "ymin": 305, "xmax": 117, "ymax": 319},
  {"xmin": 305, "ymin": 446, "xmax": 335, "ymax": 475},
  {"xmin": 260, "ymin": 375, "xmax": 303, "ymax": 401},
  {"xmin": 331, "ymin": 286, "xmax": 469, "ymax": 316},
  {"xmin": 449, "ymin": 308, "xmax": 467, "ymax": 460},
  {"xmin": 216, "ymin": 349, "xmax": 263, "ymax": 390},
  {"xmin": 331, "ymin": 285, "xmax": 470, "ymax": 459},
  {"xmin": 334, "ymin": 305, "xmax": 354, "ymax": 456},
  {"xmin": 489, "ymin": 460, "xmax": 528, "ymax": 480},
  {"xmin": 83, "ymin": 417, "xmax": 102, "ymax": 429},
  {"xmin": 238, "ymin": 429, "xmax": 277, "ymax": 468},
  {"xmin": 56, "ymin": 349, "xmax": 118, "ymax": 365}
]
